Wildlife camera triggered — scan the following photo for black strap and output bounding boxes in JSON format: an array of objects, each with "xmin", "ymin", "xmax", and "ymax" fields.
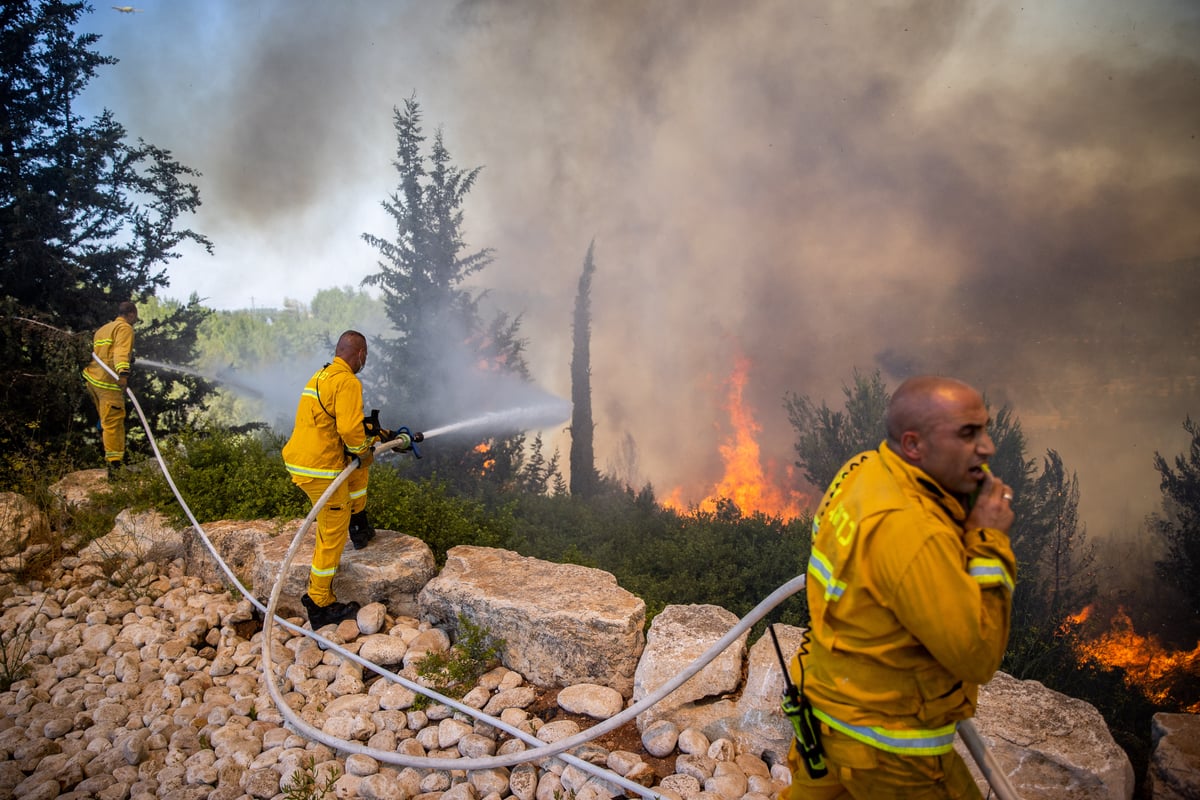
[{"xmin": 314, "ymin": 363, "xmax": 334, "ymax": 419}]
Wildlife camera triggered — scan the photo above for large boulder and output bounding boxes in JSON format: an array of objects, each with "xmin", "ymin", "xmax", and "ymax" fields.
[
  {"xmin": 0, "ymin": 492, "xmax": 49, "ymax": 568},
  {"xmin": 47, "ymin": 469, "xmax": 109, "ymax": 511},
  {"xmin": 958, "ymin": 671, "xmax": 1135, "ymax": 799},
  {"xmin": 1147, "ymin": 712, "xmax": 1200, "ymax": 799},
  {"xmin": 732, "ymin": 624, "xmax": 809, "ymax": 759},
  {"xmin": 78, "ymin": 508, "xmax": 186, "ymax": 565},
  {"xmin": 183, "ymin": 518, "xmax": 302, "ymax": 590},
  {"xmin": 253, "ymin": 527, "xmax": 436, "ymax": 620},
  {"xmin": 418, "ymin": 546, "xmax": 646, "ymax": 696},
  {"xmin": 633, "ymin": 604, "xmax": 748, "ymax": 732},
  {"xmin": 632, "ymin": 614, "xmax": 806, "ymax": 761}
]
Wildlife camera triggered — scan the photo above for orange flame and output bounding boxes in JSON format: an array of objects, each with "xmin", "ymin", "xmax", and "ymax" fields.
[
  {"xmin": 474, "ymin": 442, "xmax": 495, "ymax": 473},
  {"xmin": 1067, "ymin": 604, "xmax": 1200, "ymax": 712},
  {"xmin": 664, "ymin": 357, "xmax": 810, "ymax": 521}
]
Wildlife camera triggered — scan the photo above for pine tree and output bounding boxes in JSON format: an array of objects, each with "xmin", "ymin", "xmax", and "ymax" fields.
[
  {"xmin": 361, "ymin": 97, "xmax": 527, "ymax": 486},
  {"xmin": 0, "ymin": 1, "xmax": 213, "ymax": 483},
  {"xmin": 569, "ymin": 241, "xmax": 599, "ymax": 497},
  {"xmin": 1150, "ymin": 417, "xmax": 1200, "ymax": 619},
  {"xmin": 784, "ymin": 368, "xmax": 889, "ymax": 490}
]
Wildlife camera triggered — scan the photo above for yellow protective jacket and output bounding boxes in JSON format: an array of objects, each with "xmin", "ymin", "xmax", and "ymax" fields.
[
  {"xmin": 82, "ymin": 316, "xmax": 135, "ymax": 390},
  {"xmin": 800, "ymin": 441, "xmax": 1016, "ymax": 756},
  {"xmin": 282, "ymin": 357, "xmax": 372, "ymax": 480}
]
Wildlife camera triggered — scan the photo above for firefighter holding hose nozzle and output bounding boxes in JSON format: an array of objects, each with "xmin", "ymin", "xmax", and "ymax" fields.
[
  {"xmin": 784, "ymin": 376, "xmax": 1016, "ymax": 799},
  {"xmin": 282, "ymin": 330, "xmax": 421, "ymax": 629}
]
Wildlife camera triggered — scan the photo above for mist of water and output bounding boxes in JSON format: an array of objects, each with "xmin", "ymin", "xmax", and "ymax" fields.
[{"xmin": 138, "ymin": 358, "xmax": 265, "ymax": 399}]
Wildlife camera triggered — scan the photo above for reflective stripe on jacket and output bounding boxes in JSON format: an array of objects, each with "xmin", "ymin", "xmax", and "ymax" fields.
[
  {"xmin": 799, "ymin": 441, "xmax": 1016, "ymax": 756},
  {"xmin": 82, "ymin": 316, "xmax": 134, "ymax": 391},
  {"xmin": 282, "ymin": 357, "xmax": 371, "ymax": 479}
]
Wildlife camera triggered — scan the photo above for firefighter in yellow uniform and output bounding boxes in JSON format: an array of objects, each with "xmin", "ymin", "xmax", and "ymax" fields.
[
  {"xmin": 784, "ymin": 376, "xmax": 1017, "ymax": 800},
  {"xmin": 282, "ymin": 330, "xmax": 379, "ymax": 629},
  {"xmin": 82, "ymin": 301, "xmax": 139, "ymax": 477}
]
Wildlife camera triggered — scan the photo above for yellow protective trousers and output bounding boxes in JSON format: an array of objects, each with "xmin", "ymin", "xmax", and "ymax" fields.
[
  {"xmin": 782, "ymin": 723, "xmax": 982, "ymax": 800},
  {"xmin": 293, "ymin": 466, "xmax": 369, "ymax": 606},
  {"xmin": 87, "ymin": 384, "xmax": 127, "ymax": 463}
]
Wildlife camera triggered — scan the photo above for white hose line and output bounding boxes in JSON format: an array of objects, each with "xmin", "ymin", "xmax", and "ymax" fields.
[
  {"xmin": 959, "ymin": 719, "xmax": 1023, "ymax": 800},
  {"xmin": 95, "ymin": 353, "xmax": 799, "ymax": 795},
  {"xmin": 260, "ymin": 468, "xmax": 808, "ymax": 778},
  {"xmin": 93, "ymin": 352, "xmax": 1017, "ymax": 798},
  {"xmin": 93, "ymin": 354, "xmax": 306, "ymax": 628}
]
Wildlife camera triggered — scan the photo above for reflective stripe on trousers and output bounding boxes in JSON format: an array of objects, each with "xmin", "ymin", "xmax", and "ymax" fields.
[
  {"xmin": 291, "ymin": 467, "xmax": 369, "ymax": 606},
  {"xmin": 783, "ymin": 721, "xmax": 982, "ymax": 800},
  {"xmin": 87, "ymin": 383, "xmax": 126, "ymax": 462}
]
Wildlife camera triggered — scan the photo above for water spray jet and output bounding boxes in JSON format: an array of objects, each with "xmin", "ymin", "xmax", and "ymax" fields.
[{"xmin": 420, "ymin": 399, "xmax": 572, "ymax": 440}]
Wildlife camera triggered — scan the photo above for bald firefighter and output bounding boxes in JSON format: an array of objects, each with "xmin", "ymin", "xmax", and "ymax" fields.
[
  {"xmin": 282, "ymin": 330, "xmax": 389, "ymax": 628},
  {"xmin": 784, "ymin": 376, "xmax": 1017, "ymax": 799},
  {"xmin": 82, "ymin": 301, "xmax": 139, "ymax": 478}
]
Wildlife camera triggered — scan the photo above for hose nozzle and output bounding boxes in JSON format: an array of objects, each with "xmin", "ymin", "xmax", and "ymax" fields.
[
  {"xmin": 364, "ymin": 410, "xmax": 423, "ymax": 457},
  {"xmin": 393, "ymin": 427, "xmax": 423, "ymax": 458}
]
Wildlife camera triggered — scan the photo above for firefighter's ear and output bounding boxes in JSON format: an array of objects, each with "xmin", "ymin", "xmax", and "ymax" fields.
[{"xmin": 898, "ymin": 430, "xmax": 923, "ymax": 462}]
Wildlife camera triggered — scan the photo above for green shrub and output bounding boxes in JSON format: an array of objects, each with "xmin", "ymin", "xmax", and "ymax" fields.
[
  {"xmin": 281, "ymin": 756, "xmax": 339, "ymax": 800},
  {"xmin": 0, "ymin": 419, "xmax": 87, "ymax": 495},
  {"xmin": 137, "ymin": 427, "xmax": 309, "ymax": 523},
  {"xmin": 366, "ymin": 467, "xmax": 516, "ymax": 565},
  {"xmin": 413, "ymin": 614, "xmax": 505, "ymax": 708}
]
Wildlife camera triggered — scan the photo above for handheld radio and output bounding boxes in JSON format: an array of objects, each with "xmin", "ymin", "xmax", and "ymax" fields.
[{"xmin": 768, "ymin": 625, "xmax": 828, "ymax": 779}]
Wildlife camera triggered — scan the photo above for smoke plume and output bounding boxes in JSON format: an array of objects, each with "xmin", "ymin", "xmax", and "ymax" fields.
[{"xmin": 82, "ymin": 1, "xmax": 1200, "ymax": 535}]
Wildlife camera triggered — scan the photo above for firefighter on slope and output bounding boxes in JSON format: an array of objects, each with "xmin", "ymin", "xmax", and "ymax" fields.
[
  {"xmin": 282, "ymin": 330, "xmax": 403, "ymax": 628},
  {"xmin": 82, "ymin": 300, "xmax": 139, "ymax": 478},
  {"xmin": 785, "ymin": 376, "xmax": 1016, "ymax": 799}
]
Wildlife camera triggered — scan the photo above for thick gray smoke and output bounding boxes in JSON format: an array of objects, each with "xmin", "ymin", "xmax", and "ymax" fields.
[{"xmin": 82, "ymin": 1, "xmax": 1200, "ymax": 536}]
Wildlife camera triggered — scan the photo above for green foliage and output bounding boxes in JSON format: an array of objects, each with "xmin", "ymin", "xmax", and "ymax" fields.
[
  {"xmin": 360, "ymin": 96, "xmax": 532, "ymax": 486},
  {"xmin": 995, "ymin": 413, "xmax": 1098, "ymax": 684},
  {"xmin": 504, "ymin": 488, "xmax": 810, "ymax": 627},
  {"xmin": 413, "ymin": 614, "xmax": 505, "ymax": 708},
  {"xmin": 570, "ymin": 241, "xmax": 600, "ymax": 498},
  {"xmin": 1149, "ymin": 416, "xmax": 1200, "ymax": 620},
  {"xmin": 365, "ymin": 465, "xmax": 516, "ymax": 565},
  {"xmin": 1021, "ymin": 450, "xmax": 1096, "ymax": 617},
  {"xmin": 0, "ymin": 308, "xmax": 96, "ymax": 489},
  {"xmin": 127, "ymin": 296, "xmax": 217, "ymax": 451},
  {"xmin": 517, "ymin": 433, "xmax": 565, "ymax": 497},
  {"xmin": 0, "ymin": 2, "xmax": 213, "ymax": 473},
  {"xmin": 362, "ymin": 97, "xmax": 495, "ymax": 411},
  {"xmin": 194, "ymin": 287, "xmax": 388, "ymax": 372},
  {"xmin": 135, "ymin": 427, "xmax": 309, "ymax": 524},
  {"xmin": 785, "ymin": 369, "xmax": 889, "ymax": 490},
  {"xmin": 281, "ymin": 756, "xmax": 339, "ymax": 800},
  {"xmin": 0, "ymin": 410, "xmax": 83, "ymax": 494}
]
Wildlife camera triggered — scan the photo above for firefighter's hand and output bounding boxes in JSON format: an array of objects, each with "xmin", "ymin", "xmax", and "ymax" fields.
[
  {"xmin": 967, "ymin": 471, "xmax": 1014, "ymax": 533},
  {"xmin": 118, "ymin": 373, "xmax": 129, "ymax": 389},
  {"xmin": 355, "ymin": 447, "xmax": 375, "ymax": 470}
]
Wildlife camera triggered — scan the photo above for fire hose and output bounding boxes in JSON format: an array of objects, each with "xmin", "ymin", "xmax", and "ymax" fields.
[{"xmin": 90, "ymin": 350, "xmax": 1022, "ymax": 800}]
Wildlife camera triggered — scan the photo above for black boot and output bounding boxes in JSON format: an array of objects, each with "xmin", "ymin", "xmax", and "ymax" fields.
[
  {"xmin": 106, "ymin": 460, "xmax": 124, "ymax": 482},
  {"xmin": 301, "ymin": 593, "xmax": 361, "ymax": 629},
  {"xmin": 349, "ymin": 510, "xmax": 375, "ymax": 550}
]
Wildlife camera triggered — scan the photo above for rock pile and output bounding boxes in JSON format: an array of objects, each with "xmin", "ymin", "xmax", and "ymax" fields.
[
  {"xmin": 0, "ymin": 476, "xmax": 1163, "ymax": 800},
  {"xmin": 0, "ymin": 554, "xmax": 792, "ymax": 800}
]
